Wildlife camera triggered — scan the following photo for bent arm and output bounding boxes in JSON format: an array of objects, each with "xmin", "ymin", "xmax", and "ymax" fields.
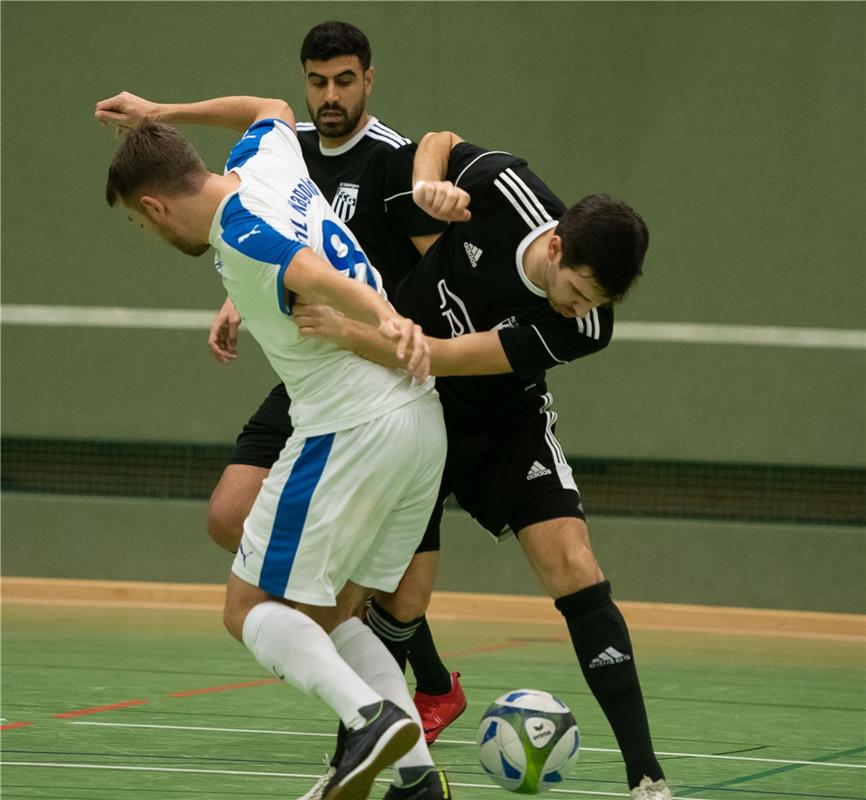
[
  {"xmin": 411, "ymin": 132, "xmax": 471, "ymax": 222},
  {"xmin": 413, "ymin": 131, "xmax": 465, "ymax": 184},
  {"xmin": 296, "ymin": 306, "xmax": 512, "ymax": 377},
  {"xmin": 95, "ymin": 92, "xmax": 294, "ymax": 132},
  {"xmin": 285, "ymin": 250, "xmax": 430, "ymax": 381},
  {"xmin": 284, "ymin": 249, "xmax": 393, "ymax": 327}
]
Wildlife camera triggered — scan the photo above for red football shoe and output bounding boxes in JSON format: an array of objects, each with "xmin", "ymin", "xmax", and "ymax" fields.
[{"xmin": 413, "ymin": 671, "xmax": 468, "ymax": 744}]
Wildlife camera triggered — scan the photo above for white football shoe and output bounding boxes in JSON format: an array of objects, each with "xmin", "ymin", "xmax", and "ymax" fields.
[{"xmin": 631, "ymin": 775, "xmax": 673, "ymax": 800}]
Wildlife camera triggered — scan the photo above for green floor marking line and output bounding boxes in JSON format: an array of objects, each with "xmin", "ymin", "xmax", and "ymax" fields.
[{"xmin": 675, "ymin": 745, "xmax": 866, "ymax": 797}]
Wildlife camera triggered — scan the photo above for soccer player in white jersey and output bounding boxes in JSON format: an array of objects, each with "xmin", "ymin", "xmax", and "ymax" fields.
[
  {"xmin": 204, "ymin": 22, "xmax": 466, "ymax": 759},
  {"xmin": 98, "ymin": 95, "xmax": 450, "ymax": 800}
]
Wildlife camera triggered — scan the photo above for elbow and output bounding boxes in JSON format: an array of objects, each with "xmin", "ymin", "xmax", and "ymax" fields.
[
  {"xmin": 420, "ymin": 130, "xmax": 464, "ymax": 151},
  {"xmin": 260, "ymin": 98, "xmax": 293, "ymax": 126},
  {"xmin": 272, "ymin": 99, "xmax": 291, "ymax": 117}
]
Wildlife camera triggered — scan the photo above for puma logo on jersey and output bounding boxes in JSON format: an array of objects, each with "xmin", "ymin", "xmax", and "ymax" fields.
[
  {"xmin": 238, "ymin": 224, "xmax": 261, "ymax": 243},
  {"xmin": 463, "ymin": 241, "xmax": 483, "ymax": 268}
]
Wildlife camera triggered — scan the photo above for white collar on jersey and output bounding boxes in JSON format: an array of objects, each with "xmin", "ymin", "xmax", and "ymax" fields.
[
  {"xmin": 316, "ymin": 116, "xmax": 380, "ymax": 157},
  {"xmin": 514, "ymin": 220, "xmax": 559, "ymax": 296}
]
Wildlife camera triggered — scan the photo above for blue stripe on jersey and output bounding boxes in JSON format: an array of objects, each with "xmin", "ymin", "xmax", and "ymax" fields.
[
  {"xmin": 225, "ymin": 119, "xmax": 275, "ymax": 171},
  {"xmin": 220, "ymin": 194, "xmax": 305, "ymax": 315},
  {"xmin": 259, "ymin": 433, "xmax": 335, "ymax": 598},
  {"xmin": 224, "ymin": 118, "xmax": 293, "ymax": 171}
]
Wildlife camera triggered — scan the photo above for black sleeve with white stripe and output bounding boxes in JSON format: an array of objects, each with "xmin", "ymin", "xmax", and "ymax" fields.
[
  {"xmin": 497, "ymin": 306, "xmax": 614, "ymax": 377},
  {"xmin": 448, "ymin": 142, "xmax": 525, "ymax": 193},
  {"xmin": 448, "ymin": 143, "xmax": 565, "ymax": 231}
]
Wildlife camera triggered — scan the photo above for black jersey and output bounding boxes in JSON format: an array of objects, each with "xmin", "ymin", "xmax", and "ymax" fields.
[
  {"xmin": 394, "ymin": 142, "xmax": 614, "ymax": 431},
  {"xmin": 296, "ymin": 118, "xmax": 445, "ymax": 293}
]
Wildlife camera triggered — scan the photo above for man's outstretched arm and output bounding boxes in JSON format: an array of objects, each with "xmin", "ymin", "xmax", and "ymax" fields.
[{"xmin": 95, "ymin": 92, "xmax": 294, "ymax": 133}]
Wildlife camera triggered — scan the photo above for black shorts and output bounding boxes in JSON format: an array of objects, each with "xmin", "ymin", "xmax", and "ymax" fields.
[
  {"xmin": 228, "ymin": 382, "xmax": 443, "ymax": 553},
  {"xmin": 229, "ymin": 383, "xmax": 294, "ymax": 468},
  {"xmin": 443, "ymin": 405, "xmax": 584, "ymax": 539}
]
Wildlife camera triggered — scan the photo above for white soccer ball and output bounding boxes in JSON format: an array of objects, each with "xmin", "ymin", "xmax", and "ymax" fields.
[{"xmin": 476, "ymin": 688, "xmax": 580, "ymax": 794}]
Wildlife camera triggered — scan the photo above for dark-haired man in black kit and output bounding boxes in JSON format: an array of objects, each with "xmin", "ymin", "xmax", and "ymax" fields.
[{"xmin": 296, "ymin": 130, "xmax": 672, "ymax": 800}]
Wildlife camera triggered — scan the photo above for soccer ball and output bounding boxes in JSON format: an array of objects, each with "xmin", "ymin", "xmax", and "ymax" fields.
[{"xmin": 477, "ymin": 689, "xmax": 580, "ymax": 794}]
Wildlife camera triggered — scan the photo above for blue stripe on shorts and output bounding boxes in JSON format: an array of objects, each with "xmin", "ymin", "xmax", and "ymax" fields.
[{"xmin": 259, "ymin": 433, "xmax": 335, "ymax": 597}]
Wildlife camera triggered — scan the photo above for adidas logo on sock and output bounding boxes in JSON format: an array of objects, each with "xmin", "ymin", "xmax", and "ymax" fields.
[
  {"xmin": 588, "ymin": 646, "xmax": 632, "ymax": 668},
  {"xmin": 463, "ymin": 241, "xmax": 483, "ymax": 268},
  {"xmin": 526, "ymin": 461, "xmax": 552, "ymax": 480}
]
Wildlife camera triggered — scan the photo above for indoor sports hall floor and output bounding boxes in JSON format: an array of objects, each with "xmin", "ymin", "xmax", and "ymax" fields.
[{"xmin": 1, "ymin": 599, "xmax": 864, "ymax": 800}]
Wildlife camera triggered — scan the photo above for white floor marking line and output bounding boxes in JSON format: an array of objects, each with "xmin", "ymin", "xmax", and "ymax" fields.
[
  {"xmin": 0, "ymin": 762, "xmax": 713, "ymax": 799},
  {"xmin": 0, "ymin": 305, "xmax": 216, "ymax": 330},
  {"xmin": 3, "ymin": 304, "xmax": 864, "ymax": 350},
  {"xmin": 613, "ymin": 321, "xmax": 866, "ymax": 350},
  {"xmin": 69, "ymin": 721, "xmax": 865, "ymax": 769}
]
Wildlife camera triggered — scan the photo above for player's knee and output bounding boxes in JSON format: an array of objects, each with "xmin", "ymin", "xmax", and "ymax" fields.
[
  {"xmin": 551, "ymin": 545, "xmax": 603, "ymax": 596},
  {"xmin": 375, "ymin": 587, "xmax": 430, "ymax": 622}
]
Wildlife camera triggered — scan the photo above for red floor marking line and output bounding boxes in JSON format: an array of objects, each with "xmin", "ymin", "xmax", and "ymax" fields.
[
  {"xmin": 0, "ymin": 721, "xmax": 34, "ymax": 730},
  {"xmin": 54, "ymin": 700, "xmax": 149, "ymax": 718},
  {"xmin": 168, "ymin": 678, "xmax": 280, "ymax": 697}
]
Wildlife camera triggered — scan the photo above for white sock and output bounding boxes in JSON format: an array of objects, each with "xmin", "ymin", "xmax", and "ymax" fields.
[
  {"xmin": 242, "ymin": 601, "xmax": 381, "ymax": 730},
  {"xmin": 331, "ymin": 617, "xmax": 434, "ymax": 778}
]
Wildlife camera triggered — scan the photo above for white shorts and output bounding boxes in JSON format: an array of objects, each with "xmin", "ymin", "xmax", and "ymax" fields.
[{"xmin": 231, "ymin": 396, "xmax": 446, "ymax": 605}]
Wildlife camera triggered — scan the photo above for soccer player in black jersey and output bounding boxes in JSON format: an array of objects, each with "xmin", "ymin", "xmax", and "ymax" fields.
[{"xmin": 295, "ymin": 131, "xmax": 671, "ymax": 800}]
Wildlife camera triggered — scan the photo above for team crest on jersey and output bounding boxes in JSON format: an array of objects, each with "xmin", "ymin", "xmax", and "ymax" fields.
[{"xmin": 332, "ymin": 182, "xmax": 360, "ymax": 222}]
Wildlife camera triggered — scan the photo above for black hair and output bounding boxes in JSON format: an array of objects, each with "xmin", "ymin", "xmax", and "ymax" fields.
[
  {"xmin": 556, "ymin": 194, "xmax": 648, "ymax": 301},
  {"xmin": 300, "ymin": 21, "xmax": 371, "ymax": 70}
]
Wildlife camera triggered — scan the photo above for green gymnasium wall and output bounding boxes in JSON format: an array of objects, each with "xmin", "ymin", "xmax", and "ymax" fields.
[{"xmin": 2, "ymin": 3, "xmax": 864, "ymax": 610}]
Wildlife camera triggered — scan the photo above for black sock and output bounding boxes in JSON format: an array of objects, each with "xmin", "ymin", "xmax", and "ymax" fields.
[
  {"xmin": 365, "ymin": 597, "xmax": 422, "ymax": 672},
  {"xmin": 407, "ymin": 617, "xmax": 452, "ymax": 695},
  {"xmin": 556, "ymin": 581, "xmax": 664, "ymax": 789}
]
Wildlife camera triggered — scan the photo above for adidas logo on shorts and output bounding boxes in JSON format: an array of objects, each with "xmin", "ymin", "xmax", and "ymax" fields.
[
  {"xmin": 463, "ymin": 241, "xmax": 483, "ymax": 268},
  {"xmin": 526, "ymin": 461, "xmax": 552, "ymax": 480},
  {"xmin": 589, "ymin": 646, "xmax": 632, "ymax": 668}
]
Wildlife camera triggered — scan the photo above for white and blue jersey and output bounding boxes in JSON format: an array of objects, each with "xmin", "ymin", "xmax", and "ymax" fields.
[{"xmin": 208, "ymin": 118, "xmax": 434, "ymax": 437}]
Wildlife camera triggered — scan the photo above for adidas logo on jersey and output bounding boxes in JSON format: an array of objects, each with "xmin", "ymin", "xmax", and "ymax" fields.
[
  {"xmin": 463, "ymin": 241, "xmax": 483, "ymax": 268},
  {"xmin": 588, "ymin": 647, "xmax": 632, "ymax": 668},
  {"xmin": 526, "ymin": 461, "xmax": 552, "ymax": 480}
]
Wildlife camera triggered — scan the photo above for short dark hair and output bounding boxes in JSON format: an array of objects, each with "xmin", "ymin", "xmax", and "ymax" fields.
[
  {"xmin": 105, "ymin": 119, "xmax": 208, "ymax": 208},
  {"xmin": 300, "ymin": 21, "xmax": 371, "ymax": 71},
  {"xmin": 556, "ymin": 194, "xmax": 648, "ymax": 301}
]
